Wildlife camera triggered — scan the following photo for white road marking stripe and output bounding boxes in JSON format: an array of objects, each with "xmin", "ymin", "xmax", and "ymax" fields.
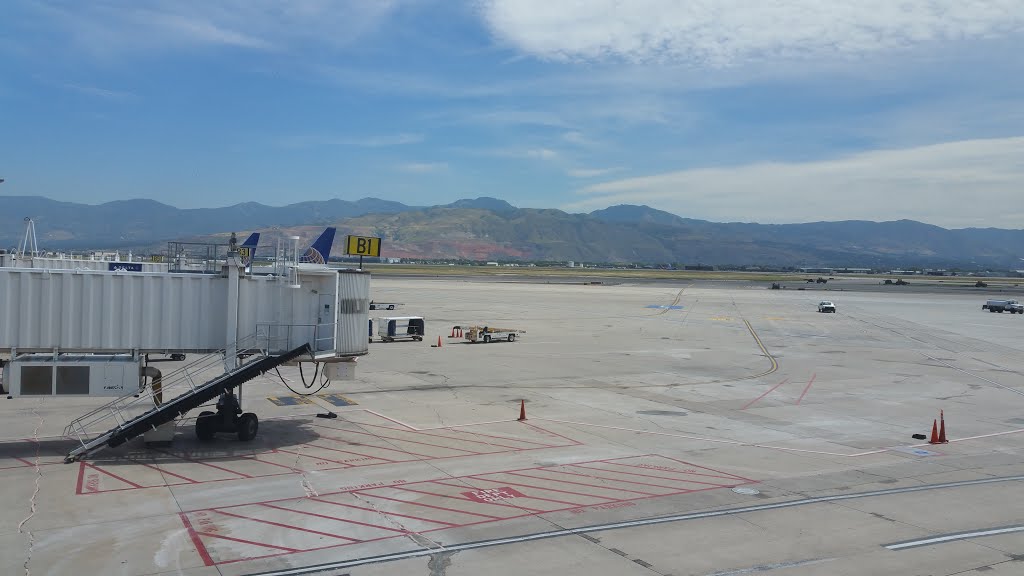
[
  {"xmin": 248, "ymin": 474, "xmax": 1024, "ymax": 576},
  {"xmin": 885, "ymin": 525, "xmax": 1024, "ymax": 550}
]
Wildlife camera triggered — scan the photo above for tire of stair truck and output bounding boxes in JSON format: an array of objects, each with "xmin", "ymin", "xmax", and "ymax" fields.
[
  {"xmin": 196, "ymin": 411, "xmax": 217, "ymax": 441},
  {"xmin": 237, "ymin": 413, "xmax": 259, "ymax": 441},
  {"xmin": 508, "ymin": 333, "xmax": 516, "ymax": 342},
  {"xmin": 484, "ymin": 335, "xmax": 491, "ymax": 343}
]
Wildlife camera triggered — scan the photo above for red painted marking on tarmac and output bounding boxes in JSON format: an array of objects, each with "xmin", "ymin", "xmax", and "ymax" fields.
[
  {"xmin": 175, "ymin": 453, "xmax": 759, "ymax": 566},
  {"xmin": 648, "ymin": 455, "xmax": 757, "ymax": 482},
  {"xmin": 571, "ymin": 464, "xmax": 737, "ymax": 488},
  {"xmin": 467, "ymin": 474, "xmax": 619, "ymax": 502},
  {"xmin": 741, "ymin": 378, "xmax": 791, "ymax": 410},
  {"xmin": 260, "ymin": 503, "xmax": 408, "ymax": 533},
  {"xmin": 238, "ymin": 453, "xmax": 302, "ymax": 472},
  {"xmin": 505, "ymin": 471, "xmax": 656, "ymax": 497},
  {"xmin": 84, "ymin": 463, "xmax": 145, "ymax": 489},
  {"xmin": 311, "ymin": 429, "xmax": 435, "ymax": 458},
  {"xmin": 195, "ymin": 530, "xmax": 301, "ymax": 553},
  {"xmin": 303, "ymin": 439, "xmax": 409, "ymax": 461},
  {"xmin": 309, "ymin": 498, "xmax": 459, "ymax": 526},
  {"xmin": 13, "ymin": 456, "xmax": 35, "ymax": 467},
  {"xmin": 75, "ymin": 461, "xmax": 87, "ymax": 494},
  {"xmin": 272, "ymin": 447, "xmax": 355, "ymax": 467},
  {"xmin": 391, "ymin": 484, "xmax": 546, "ymax": 513},
  {"xmin": 152, "ymin": 448, "xmax": 252, "ymax": 478},
  {"xmin": 213, "ymin": 509, "xmax": 362, "ymax": 542},
  {"xmin": 134, "ymin": 461, "xmax": 199, "ymax": 484},
  {"xmin": 357, "ymin": 492, "xmax": 504, "ymax": 520},
  {"xmin": 448, "ymin": 428, "xmax": 559, "ymax": 447},
  {"xmin": 179, "ymin": 513, "xmax": 216, "ymax": 566},
  {"xmin": 348, "ymin": 421, "xmax": 536, "ymax": 450},
  {"xmin": 796, "ymin": 373, "xmax": 817, "ymax": 405},
  {"xmin": 313, "ymin": 424, "xmax": 492, "ymax": 455},
  {"xmin": 433, "ymin": 480, "xmax": 586, "ymax": 508}
]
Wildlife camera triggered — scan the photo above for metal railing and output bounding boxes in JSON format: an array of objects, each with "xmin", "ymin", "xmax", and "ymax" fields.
[
  {"xmin": 62, "ymin": 332, "xmax": 269, "ymax": 447},
  {"xmin": 256, "ymin": 322, "xmax": 336, "ymax": 355}
]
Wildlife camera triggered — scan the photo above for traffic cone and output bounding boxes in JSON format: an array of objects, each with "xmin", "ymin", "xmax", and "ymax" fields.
[
  {"xmin": 450, "ymin": 326, "xmax": 456, "ymax": 337},
  {"xmin": 938, "ymin": 410, "xmax": 948, "ymax": 443},
  {"xmin": 437, "ymin": 335, "xmax": 443, "ymax": 348},
  {"xmin": 929, "ymin": 419, "xmax": 940, "ymax": 444},
  {"xmin": 518, "ymin": 400, "xmax": 527, "ymax": 421}
]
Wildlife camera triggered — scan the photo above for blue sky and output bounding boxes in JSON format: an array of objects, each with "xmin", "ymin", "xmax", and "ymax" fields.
[{"xmin": 2, "ymin": 1, "xmax": 1023, "ymax": 227}]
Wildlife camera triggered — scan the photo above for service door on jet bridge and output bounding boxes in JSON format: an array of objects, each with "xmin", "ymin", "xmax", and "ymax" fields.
[{"xmin": 316, "ymin": 293, "xmax": 336, "ymax": 352}]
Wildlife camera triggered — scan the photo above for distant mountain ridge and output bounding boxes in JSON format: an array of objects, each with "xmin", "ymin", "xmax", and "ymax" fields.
[{"xmin": 1, "ymin": 195, "xmax": 1022, "ymax": 268}]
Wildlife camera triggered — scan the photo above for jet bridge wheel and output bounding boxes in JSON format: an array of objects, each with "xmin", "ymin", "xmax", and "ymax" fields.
[
  {"xmin": 237, "ymin": 413, "xmax": 259, "ymax": 441},
  {"xmin": 195, "ymin": 411, "xmax": 217, "ymax": 441}
]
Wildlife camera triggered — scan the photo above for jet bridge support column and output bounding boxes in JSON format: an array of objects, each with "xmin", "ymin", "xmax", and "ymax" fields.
[{"xmin": 224, "ymin": 254, "xmax": 242, "ymax": 372}]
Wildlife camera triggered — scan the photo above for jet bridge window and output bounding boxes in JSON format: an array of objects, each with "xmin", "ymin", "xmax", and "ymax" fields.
[
  {"xmin": 56, "ymin": 366, "xmax": 90, "ymax": 395},
  {"xmin": 20, "ymin": 366, "xmax": 53, "ymax": 395}
]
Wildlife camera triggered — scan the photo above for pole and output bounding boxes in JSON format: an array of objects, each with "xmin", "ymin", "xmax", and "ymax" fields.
[{"xmin": 359, "ymin": 255, "xmax": 363, "ymax": 270}]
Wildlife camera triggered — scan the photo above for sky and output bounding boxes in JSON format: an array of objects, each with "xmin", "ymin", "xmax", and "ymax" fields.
[{"xmin": 1, "ymin": 1, "xmax": 1023, "ymax": 228}]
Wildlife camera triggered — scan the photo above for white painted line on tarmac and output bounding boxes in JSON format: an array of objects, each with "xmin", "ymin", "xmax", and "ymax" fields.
[
  {"xmin": 535, "ymin": 417, "xmax": 1024, "ymax": 457},
  {"xmin": 248, "ymin": 474, "xmax": 1024, "ymax": 576},
  {"xmin": 885, "ymin": 525, "xmax": 1024, "ymax": 550},
  {"xmin": 705, "ymin": 557, "xmax": 835, "ymax": 575},
  {"xmin": 919, "ymin": 352, "xmax": 1024, "ymax": 398}
]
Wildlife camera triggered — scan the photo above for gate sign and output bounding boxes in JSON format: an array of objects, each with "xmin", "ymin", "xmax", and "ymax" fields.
[{"xmin": 345, "ymin": 235, "xmax": 382, "ymax": 257}]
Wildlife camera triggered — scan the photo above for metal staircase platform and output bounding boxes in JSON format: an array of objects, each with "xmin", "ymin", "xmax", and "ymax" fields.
[{"xmin": 64, "ymin": 343, "xmax": 312, "ymax": 462}]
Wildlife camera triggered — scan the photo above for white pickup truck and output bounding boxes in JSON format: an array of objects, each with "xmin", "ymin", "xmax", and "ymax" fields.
[
  {"xmin": 982, "ymin": 299, "xmax": 1023, "ymax": 314},
  {"xmin": 818, "ymin": 301, "xmax": 836, "ymax": 313}
]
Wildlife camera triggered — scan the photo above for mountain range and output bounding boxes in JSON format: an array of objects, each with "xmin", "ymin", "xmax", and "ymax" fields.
[{"xmin": 2, "ymin": 195, "xmax": 1023, "ymax": 269}]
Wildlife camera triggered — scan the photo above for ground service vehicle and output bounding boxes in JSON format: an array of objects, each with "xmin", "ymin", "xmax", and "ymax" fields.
[
  {"xmin": 818, "ymin": 301, "xmax": 836, "ymax": 313},
  {"xmin": 464, "ymin": 326, "xmax": 526, "ymax": 343},
  {"xmin": 377, "ymin": 316, "xmax": 425, "ymax": 342},
  {"xmin": 983, "ymin": 300, "xmax": 1023, "ymax": 313}
]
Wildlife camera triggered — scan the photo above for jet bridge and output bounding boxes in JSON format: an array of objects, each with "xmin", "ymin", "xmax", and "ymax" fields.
[{"xmin": 63, "ymin": 342, "xmax": 312, "ymax": 462}]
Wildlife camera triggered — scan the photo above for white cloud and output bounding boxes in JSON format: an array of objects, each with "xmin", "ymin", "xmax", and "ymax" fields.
[
  {"xmin": 564, "ymin": 137, "xmax": 1024, "ymax": 228},
  {"xmin": 525, "ymin": 148, "xmax": 558, "ymax": 160},
  {"xmin": 24, "ymin": 0, "xmax": 404, "ymax": 56},
  {"xmin": 398, "ymin": 162, "xmax": 448, "ymax": 173},
  {"xmin": 568, "ymin": 167, "xmax": 623, "ymax": 178},
  {"xmin": 282, "ymin": 133, "xmax": 424, "ymax": 148},
  {"xmin": 478, "ymin": 1, "xmax": 1024, "ymax": 66},
  {"xmin": 57, "ymin": 82, "xmax": 134, "ymax": 100}
]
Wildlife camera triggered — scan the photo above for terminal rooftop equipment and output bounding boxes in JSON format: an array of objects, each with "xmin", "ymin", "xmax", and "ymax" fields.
[{"xmin": 0, "ymin": 227, "xmax": 371, "ymax": 461}]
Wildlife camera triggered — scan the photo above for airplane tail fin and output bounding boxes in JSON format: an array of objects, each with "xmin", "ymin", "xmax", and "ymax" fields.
[
  {"xmin": 241, "ymin": 232, "xmax": 260, "ymax": 248},
  {"xmin": 299, "ymin": 227, "xmax": 336, "ymax": 265}
]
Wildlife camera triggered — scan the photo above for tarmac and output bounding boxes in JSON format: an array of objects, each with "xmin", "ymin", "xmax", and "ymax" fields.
[{"xmin": 2, "ymin": 276, "xmax": 1023, "ymax": 575}]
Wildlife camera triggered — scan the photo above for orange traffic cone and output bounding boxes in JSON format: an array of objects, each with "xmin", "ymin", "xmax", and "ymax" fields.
[
  {"xmin": 929, "ymin": 419, "xmax": 940, "ymax": 444},
  {"xmin": 938, "ymin": 410, "xmax": 948, "ymax": 443},
  {"xmin": 518, "ymin": 400, "xmax": 527, "ymax": 421},
  {"xmin": 450, "ymin": 327, "xmax": 457, "ymax": 337},
  {"xmin": 437, "ymin": 335, "xmax": 443, "ymax": 348}
]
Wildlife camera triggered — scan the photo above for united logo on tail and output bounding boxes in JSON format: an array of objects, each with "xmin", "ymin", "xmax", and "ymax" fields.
[{"xmin": 299, "ymin": 227, "xmax": 336, "ymax": 265}]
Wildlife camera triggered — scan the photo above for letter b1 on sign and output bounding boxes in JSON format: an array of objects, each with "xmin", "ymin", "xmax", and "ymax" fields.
[{"xmin": 345, "ymin": 235, "xmax": 382, "ymax": 257}]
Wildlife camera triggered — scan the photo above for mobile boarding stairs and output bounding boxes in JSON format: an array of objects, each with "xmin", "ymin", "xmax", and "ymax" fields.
[{"xmin": 63, "ymin": 333, "xmax": 313, "ymax": 463}]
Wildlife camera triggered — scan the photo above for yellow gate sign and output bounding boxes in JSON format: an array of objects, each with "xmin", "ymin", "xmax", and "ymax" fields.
[{"xmin": 345, "ymin": 235, "xmax": 382, "ymax": 257}]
